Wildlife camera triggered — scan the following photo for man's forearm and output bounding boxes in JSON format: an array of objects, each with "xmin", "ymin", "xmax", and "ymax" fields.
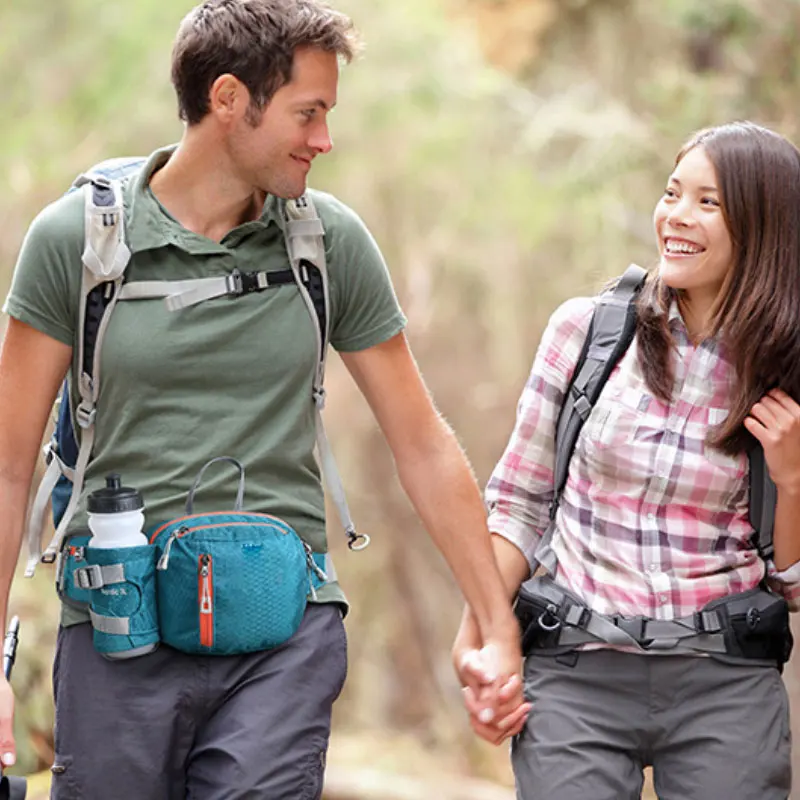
[
  {"xmin": 394, "ymin": 420, "xmax": 518, "ymax": 638},
  {"xmin": 0, "ymin": 472, "xmax": 34, "ymax": 631}
]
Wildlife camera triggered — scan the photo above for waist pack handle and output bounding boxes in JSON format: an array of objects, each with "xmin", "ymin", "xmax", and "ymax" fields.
[{"xmin": 186, "ymin": 457, "xmax": 245, "ymax": 514}]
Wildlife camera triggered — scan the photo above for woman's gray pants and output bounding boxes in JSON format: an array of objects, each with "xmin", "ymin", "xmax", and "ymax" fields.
[
  {"xmin": 512, "ymin": 649, "xmax": 791, "ymax": 800},
  {"xmin": 50, "ymin": 603, "xmax": 347, "ymax": 799}
]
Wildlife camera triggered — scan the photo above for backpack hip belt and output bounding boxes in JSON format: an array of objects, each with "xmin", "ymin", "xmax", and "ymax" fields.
[{"xmin": 516, "ymin": 575, "xmax": 792, "ymax": 668}]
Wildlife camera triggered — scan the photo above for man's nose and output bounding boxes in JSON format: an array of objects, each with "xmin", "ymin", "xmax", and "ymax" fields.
[{"xmin": 309, "ymin": 122, "xmax": 333, "ymax": 155}]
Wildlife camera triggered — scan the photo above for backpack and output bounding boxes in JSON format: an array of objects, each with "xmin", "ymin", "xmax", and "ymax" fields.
[
  {"xmin": 542, "ymin": 263, "xmax": 776, "ymax": 573},
  {"xmin": 24, "ymin": 158, "xmax": 365, "ymax": 577}
]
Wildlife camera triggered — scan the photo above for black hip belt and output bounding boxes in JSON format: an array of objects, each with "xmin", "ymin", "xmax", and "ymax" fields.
[{"xmin": 515, "ymin": 576, "xmax": 793, "ymax": 669}]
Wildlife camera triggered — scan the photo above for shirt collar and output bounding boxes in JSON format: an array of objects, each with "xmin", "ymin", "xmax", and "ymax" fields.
[{"xmin": 125, "ymin": 145, "xmax": 284, "ymax": 255}]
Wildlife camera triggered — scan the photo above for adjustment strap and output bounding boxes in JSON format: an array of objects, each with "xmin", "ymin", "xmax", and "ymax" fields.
[
  {"xmin": 89, "ymin": 609, "xmax": 130, "ymax": 635},
  {"xmin": 118, "ymin": 270, "xmax": 294, "ymax": 311},
  {"xmin": 74, "ymin": 563, "xmax": 127, "ymax": 590}
]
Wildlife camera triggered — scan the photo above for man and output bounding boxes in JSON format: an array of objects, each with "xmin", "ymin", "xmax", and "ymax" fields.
[{"xmin": 0, "ymin": 1, "xmax": 524, "ymax": 796}]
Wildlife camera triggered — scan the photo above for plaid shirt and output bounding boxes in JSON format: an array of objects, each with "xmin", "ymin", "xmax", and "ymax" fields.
[{"xmin": 487, "ymin": 291, "xmax": 800, "ymax": 618}]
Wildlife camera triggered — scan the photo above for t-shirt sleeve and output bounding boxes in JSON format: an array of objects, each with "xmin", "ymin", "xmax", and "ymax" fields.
[
  {"xmin": 3, "ymin": 191, "xmax": 84, "ymax": 346},
  {"xmin": 315, "ymin": 192, "xmax": 407, "ymax": 352}
]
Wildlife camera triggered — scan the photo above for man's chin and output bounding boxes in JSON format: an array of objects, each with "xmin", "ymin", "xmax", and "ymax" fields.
[{"xmin": 270, "ymin": 182, "xmax": 307, "ymax": 200}]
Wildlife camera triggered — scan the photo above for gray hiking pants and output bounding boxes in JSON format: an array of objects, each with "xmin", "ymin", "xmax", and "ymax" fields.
[
  {"xmin": 512, "ymin": 649, "xmax": 791, "ymax": 800},
  {"xmin": 50, "ymin": 603, "xmax": 347, "ymax": 799}
]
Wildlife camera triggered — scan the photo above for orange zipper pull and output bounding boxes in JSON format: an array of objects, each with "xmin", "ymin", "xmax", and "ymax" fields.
[{"xmin": 199, "ymin": 553, "xmax": 214, "ymax": 648}]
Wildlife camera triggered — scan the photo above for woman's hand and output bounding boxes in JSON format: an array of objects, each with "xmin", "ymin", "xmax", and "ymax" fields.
[{"xmin": 744, "ymin": 388, "xmax": 800, "ymax": 492}]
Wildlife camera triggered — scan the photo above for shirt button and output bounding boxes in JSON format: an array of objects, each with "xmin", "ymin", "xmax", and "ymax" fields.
[
  {"xmin": 660, "ymin": 594, "xmax": 668, "ymax": 603},
  {"xmin": 648, "ymin": 564, "xmax": 658, "ymax": 573},
  {"xmin": 647, "ymin": 513, "xmax": 656, "ymax": 522}
]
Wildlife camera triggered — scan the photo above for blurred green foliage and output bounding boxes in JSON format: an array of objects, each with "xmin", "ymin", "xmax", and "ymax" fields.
[{"xmin": 3, "ymin": 0, "xmax": 800, "ymax": 792}]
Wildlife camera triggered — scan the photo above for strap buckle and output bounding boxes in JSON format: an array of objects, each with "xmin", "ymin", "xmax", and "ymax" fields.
[
  {"xmin": 75, "ymin": 403, "xmax": 97, "ymax": 429},
  {"xmin": 226, "ymin": 269, "xmax": 264, "ymax": 297},
  {"xmin": 613, "ymin": 615, "xmax": 647, "ymax": 642},
  {"xmin": 693, "ymin": 609, "xmax": 721, "ymax": 634},
  {"xmin": 75, "ymin": 564, "xmax": 104, "ymax": 590}
]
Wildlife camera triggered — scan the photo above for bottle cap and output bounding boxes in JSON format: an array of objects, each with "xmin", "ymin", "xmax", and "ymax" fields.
[{"xmin": 87, "ymin": 474, "xmax": 144, "ymax": 514}]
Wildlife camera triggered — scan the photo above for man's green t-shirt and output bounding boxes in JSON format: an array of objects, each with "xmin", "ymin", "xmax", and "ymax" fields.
[{"xmin": 4, "ymin": 147, "xmax": 407, "ymax": 623}]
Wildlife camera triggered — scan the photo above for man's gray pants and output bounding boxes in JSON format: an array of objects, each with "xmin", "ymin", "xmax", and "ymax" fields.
[
  {"xmin": 512, "ymin": 649, "xmax": 791, "ymax": 800},
  {"xmin": 50, "ymin": 604, "xmax": 347, "ymax": 799}
]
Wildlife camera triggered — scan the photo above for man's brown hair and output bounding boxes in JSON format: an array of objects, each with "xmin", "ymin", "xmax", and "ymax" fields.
[{"xmin": 171, "ymin": 0, "xmax": 360, "ymax": 125}]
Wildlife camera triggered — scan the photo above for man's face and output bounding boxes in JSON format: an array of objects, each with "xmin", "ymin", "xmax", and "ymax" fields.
[{"xmin": 228, "ymin": 47, "xmax": 338, "ymax": 199}]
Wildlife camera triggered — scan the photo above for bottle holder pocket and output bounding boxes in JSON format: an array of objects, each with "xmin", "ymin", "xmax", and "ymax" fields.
[{"xmin": 75, "ymin": 544, "xmax": 160, "ymax": 660}]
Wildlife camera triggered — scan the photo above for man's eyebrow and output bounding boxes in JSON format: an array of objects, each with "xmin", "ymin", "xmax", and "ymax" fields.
[
  {"xmin": 669, "ymin": 177, "xmax": 719, "ymax": 192},
  {"xmin": 295, "ymin": 98, "xmax": 336, "ymax": 111}
]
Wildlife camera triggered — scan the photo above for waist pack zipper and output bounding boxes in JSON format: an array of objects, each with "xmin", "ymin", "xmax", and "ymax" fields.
[{"xmin": 199, "ymin": 553, "xmax": 214, "ymax": 648}]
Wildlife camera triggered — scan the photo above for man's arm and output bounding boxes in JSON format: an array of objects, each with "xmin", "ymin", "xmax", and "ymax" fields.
[
  {"xmin": 340, "ymin": 332, "xmax": 522, "ymax": 683},
  {"xmin": 0, "ymin": 318, "xmax": 71, "ymax": 766}
]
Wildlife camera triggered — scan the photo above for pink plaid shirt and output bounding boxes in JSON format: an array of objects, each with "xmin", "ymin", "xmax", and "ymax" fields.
[{"xmin": 487, "ymin": 289, "xmax": 800, "ymax": 618}]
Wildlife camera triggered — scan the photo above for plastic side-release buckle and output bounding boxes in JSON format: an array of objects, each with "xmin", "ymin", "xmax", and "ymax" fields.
[
  {"xmin": 75, "ymin": 403, "xmax": 97, "ymax": 429},
  {"xmin": 613, "ymin": 615, "xmax": 647, "ymax": 642},
  {"xmin": 225, "ymin": 269, "xmax": 267, "ymax": 297}
]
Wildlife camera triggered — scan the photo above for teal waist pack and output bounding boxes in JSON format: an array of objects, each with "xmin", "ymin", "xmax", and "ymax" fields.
[
  {"xmin": 56, "ymin": 457, "xmax": 327, "ymax": 659},
  {"xmin": 148, "ymin": 457, "xmax": 327, "ymax": 656}
]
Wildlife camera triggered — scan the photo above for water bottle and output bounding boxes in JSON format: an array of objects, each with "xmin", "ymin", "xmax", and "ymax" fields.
[{"xmin": 87, "ymin": 473, "xmax": 147, "ymax": 548}]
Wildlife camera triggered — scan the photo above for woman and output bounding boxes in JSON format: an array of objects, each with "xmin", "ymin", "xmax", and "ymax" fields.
[{"xmin": 454, "ymin": 121, "xmax": 800, "ymax": 799}]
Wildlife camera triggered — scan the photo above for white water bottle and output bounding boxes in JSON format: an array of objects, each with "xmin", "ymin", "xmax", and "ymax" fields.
[{"xmin": 87, "ymin": 474, "xmax": 147, "ymax": 549}]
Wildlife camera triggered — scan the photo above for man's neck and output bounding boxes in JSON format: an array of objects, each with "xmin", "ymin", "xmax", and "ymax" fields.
[{"xmin": 148, "ymin": 132, "xmax": 266, "ymax": 243}]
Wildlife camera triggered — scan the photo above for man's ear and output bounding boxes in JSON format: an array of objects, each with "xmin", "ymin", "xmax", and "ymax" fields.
[{"xmin": 209, "ymin": 74, "xmax": 248, "ymax": 122}]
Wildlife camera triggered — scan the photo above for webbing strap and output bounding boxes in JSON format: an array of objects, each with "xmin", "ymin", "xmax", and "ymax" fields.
[
  {"xmin": 74, "ymin": 563, "xmax": 126, "ymax": 590},
  {"xmin": 24, "ymin": 455, "xmax": 63, "ymax": 577},
  {"xmin": 550, "ymin": 265, "xmax": 647, "ymax": 518},
  {"xmin": 284, "ymin": 196, "xmax": 367, "ymax": 551},
  {"xmin": 89, "ymin": 609, "xmax": 129, "ymax": 636},
  {"xmin": 748, "ymin": 446, "xmax": 776, "ymax": 561},
  {"xmin": 526, "ymin": 577, "xmax": 728, "ymax": 654}
]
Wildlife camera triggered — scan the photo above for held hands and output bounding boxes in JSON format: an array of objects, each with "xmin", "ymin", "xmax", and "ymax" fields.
[
  {"xmin": 452, "ymin": 624, "xmax": 531, "ymax": 745},
  {"xmin": 744, "ymin": 388, "xmax": 800, "ymax": 491}
]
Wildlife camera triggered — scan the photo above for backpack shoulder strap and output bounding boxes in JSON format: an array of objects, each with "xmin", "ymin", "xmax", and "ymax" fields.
[
  {"xmin": 282, "ymin": 194, "xmax": 366, "ymax": 554},
  {"xmin": 29, "ymin": 168, "xmax": 137, "ymax": 572},
  {"xmin": 747, "ymin": 445, "xmax": 776, "ymax": 562},
  {"xmin": 549, "ymin": 264, "xmax": 647, "ymax": 520}
]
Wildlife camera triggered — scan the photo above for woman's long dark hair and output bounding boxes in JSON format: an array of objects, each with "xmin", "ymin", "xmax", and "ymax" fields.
[{"xmin": 636, "ymin": 121, "xmax": 800, "ymax": 454}]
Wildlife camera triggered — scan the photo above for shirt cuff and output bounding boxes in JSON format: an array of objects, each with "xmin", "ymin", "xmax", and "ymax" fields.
[
  {"xmin": 767, "ymin": 558, "xmax": 800, "ymax": 585},
  {"xmin": 487, "ymin": 510, "xmax": 541, "ymax": 574}
]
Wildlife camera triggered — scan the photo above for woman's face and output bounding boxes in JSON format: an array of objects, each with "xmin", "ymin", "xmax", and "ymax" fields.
[{"xmin": 653, "ymin": 145, "xmax": 734, "ymax": 309}]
